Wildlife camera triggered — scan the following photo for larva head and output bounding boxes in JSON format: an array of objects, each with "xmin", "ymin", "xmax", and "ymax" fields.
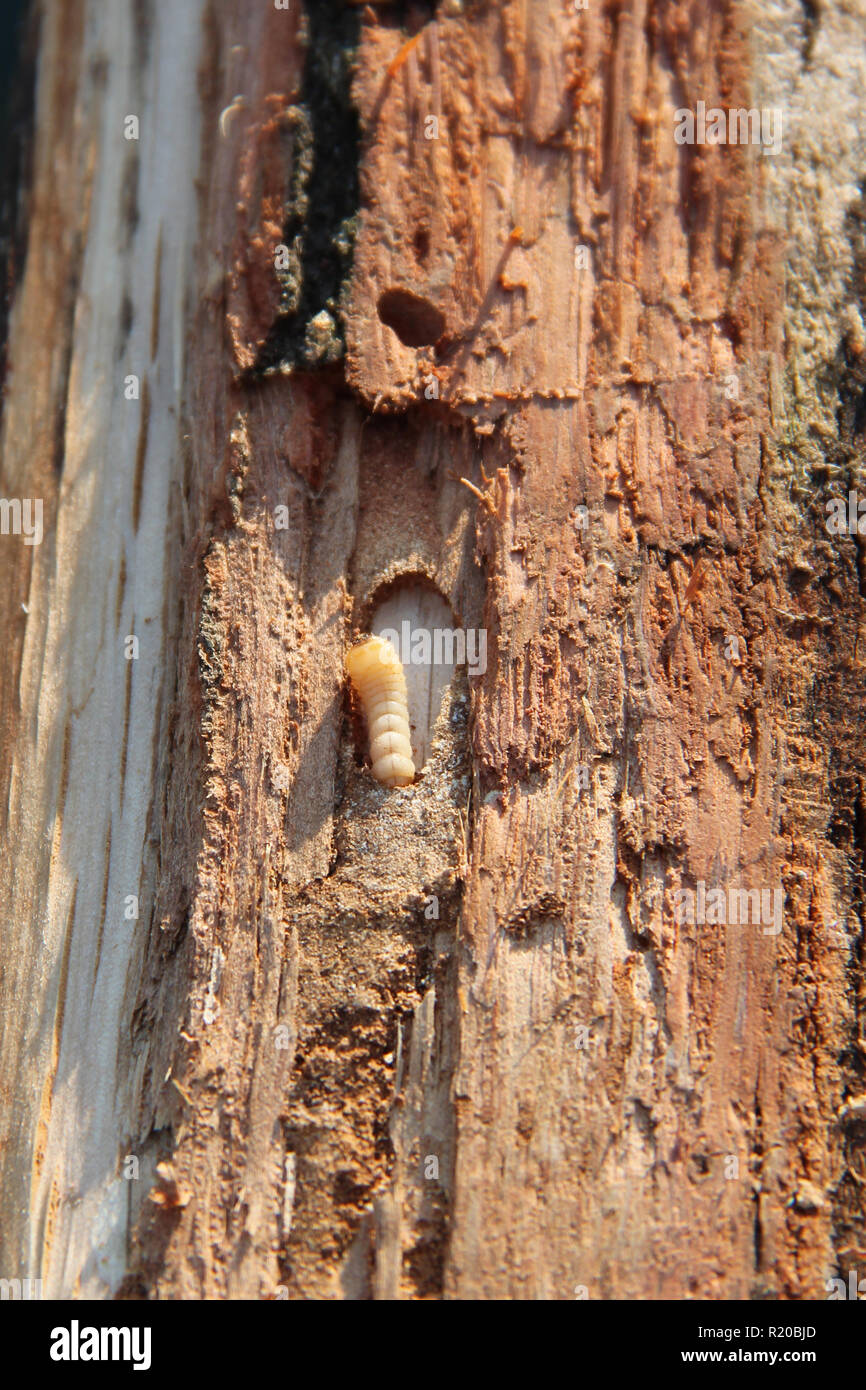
[
  {"xmin": 345, "ymin": 634, "xmax": 404, "ymax": 684},
  {"xmin": 346, "ymin": 635, "xmax": 415, "ymax": 788}
]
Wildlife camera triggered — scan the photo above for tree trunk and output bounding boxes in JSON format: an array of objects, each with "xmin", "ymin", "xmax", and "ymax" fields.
[{"xmin": 0, "ymin": 0, "xmax": 864, "ymax": 1301}]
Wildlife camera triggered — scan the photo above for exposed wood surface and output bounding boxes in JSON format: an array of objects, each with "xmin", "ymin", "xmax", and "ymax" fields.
[
  {"xmin": 0, "ymin": 0, "xmax": 208, "ymax": 1295},
  {"xmin": 0, "ymin": 0, "xmax": 864, "ymax": 1301}
]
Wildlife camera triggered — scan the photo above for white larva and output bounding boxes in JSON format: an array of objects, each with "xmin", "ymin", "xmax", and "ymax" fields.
[{"xmin": 346, "ymin": 635, "xmax": 415, "ymax": 788}]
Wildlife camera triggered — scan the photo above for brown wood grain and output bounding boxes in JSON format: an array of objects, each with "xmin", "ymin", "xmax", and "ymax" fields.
[{"xmin": 0, "ymin": 0, "xmax": 863, "ymax": 1301}]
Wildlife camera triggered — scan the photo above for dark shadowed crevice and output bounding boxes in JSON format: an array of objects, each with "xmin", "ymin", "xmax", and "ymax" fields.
[
  {"xmin": 377, "ymin": 286, "xmax": 446, "ymax": 347},
  {"xmin": 252, "ymin": 3, "xmax": 361, "ymax": 375},
  {"xmin": 0, "ymin": 0, "xmax": 38, "ymax": 422}
]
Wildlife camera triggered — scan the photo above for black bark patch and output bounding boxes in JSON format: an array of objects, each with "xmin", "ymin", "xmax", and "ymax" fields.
[{"xmin": 252, "ymin": 4, "xmax": 361, "ymax": 374}]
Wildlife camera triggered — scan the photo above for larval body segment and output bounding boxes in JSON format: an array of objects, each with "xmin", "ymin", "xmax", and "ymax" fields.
[{"xmin": 345, "ymin": 636, "xmax": 415, "ymax": 788}]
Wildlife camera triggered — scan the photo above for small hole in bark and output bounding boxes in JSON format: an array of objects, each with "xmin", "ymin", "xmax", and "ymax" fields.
[
  {"xmin": 377, "ymin": 287, "xmax": 446, "ymax": 348},
  {"xmin": 717, "ymin": 312, "xmax": 743, "ymax": 349},
  {"xmin": 434, "ymin": 335, "xmax": 459, "ymax": 362},
  {"xmin": 413, "ymin": 227, "xmax": 430, "ymax": 262}
]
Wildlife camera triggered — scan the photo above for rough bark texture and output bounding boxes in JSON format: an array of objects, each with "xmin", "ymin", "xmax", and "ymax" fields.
[{"xmin": 0, "ymin": 0, "xmax": 864, "ymax": 1301}]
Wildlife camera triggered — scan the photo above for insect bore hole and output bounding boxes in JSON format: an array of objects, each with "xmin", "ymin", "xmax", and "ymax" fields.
[
  {"xmin": 346, "ymin": 581, "xmax": 469, "ymax": 790},
  {"xmin": 376, "ymin": 287, "xmax": 446, "ymax": 348}
]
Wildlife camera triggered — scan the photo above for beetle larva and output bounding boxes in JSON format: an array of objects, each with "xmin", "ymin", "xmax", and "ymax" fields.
[{"xmin": 345, "ymin": 635, "xmax": 415, "ymax": 788}]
